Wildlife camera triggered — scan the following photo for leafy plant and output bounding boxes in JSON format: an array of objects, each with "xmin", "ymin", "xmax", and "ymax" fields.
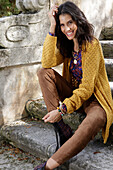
[{"xmin": 0, "ymin": 0, "xmax": 19, "ymax": 17}]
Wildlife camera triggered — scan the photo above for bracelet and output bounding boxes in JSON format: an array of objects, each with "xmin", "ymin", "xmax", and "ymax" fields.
[
  {"xmin": 59, "ymin": 101, "xmax": 67, "ymax": 114},
  {"xmin": 49, "ymin": 32, "xmax": 55, "ymax": 36},
  {"xmin": 57, "ymin": 107, "xmax": 64, "ymax": 117}
]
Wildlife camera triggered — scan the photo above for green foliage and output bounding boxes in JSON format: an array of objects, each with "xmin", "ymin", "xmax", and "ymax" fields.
[{"xmin": 0, "ymin": 0, "xmax": 19, "ymax": 17}]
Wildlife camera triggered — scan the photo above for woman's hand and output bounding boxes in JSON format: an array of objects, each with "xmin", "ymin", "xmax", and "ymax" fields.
[
  {"xmin": 42, "ymin": 109, "xmax": 62, "ymax": 123},
  {"xmin": 48, "ymin": 5, "xmax": 58, "ymax": 34}
]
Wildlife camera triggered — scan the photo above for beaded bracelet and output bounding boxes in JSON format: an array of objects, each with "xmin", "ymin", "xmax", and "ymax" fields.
[
  {"xmin": 61, "ymin": 103, "xmax": 67, "ymax": 114},
  {"xmin": 57, "ymin": 107, "xmax": 64, "ymax": 117},
  {"xmin": 59, "ymin": 102, "xmax": 67, "ymax": 115}
]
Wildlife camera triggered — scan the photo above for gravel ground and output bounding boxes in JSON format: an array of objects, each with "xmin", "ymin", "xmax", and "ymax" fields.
[{"xmin": 0, "ymin": 140, "xmax": 45, "ymax": 170}]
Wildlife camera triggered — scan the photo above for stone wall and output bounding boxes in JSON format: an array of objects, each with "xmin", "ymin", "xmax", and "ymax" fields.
[
  {"xmin": 0, "ymin": 1, "xmax": 50, "ymax": 125},
  {"xmin": 0, "ymin": 0, "xmax": 113, "ymax": 126},
  {"xmin": 0, "ymin": 0, "xmax": 64, "ymax": 126}
]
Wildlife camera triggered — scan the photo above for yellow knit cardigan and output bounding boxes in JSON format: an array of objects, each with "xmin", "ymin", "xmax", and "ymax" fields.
[{"xmin": 42, "ymin": 34, "xmax": 113, "ymax": 143}]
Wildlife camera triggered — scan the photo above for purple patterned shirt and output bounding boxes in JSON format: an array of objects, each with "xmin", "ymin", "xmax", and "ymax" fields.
[{"xmin": 70, "ymin": 49, "xmax": 82, "ymax": 87}]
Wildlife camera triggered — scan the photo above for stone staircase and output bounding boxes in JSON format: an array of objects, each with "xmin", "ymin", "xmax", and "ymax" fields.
[
  {"xmin": 99, "ymin": 27, "xmax": 113, "ymax": 96},
  {"xmin": 0, "ymin": 27, "xmax": 113, "ymax": 170}
]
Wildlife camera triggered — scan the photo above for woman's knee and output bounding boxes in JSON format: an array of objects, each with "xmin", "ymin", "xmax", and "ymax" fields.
[
  {"xmin": 37, "ymin": 68, "xmax": 55, "ymax": 82},
  {"xmin": 86, "ymin": 105, "xmax": 107, "ymax": 127},
  {"xmin": 88, "ymin": 109, "xmax": 106, "ymax": 129},
  {"xmin": 37, "ymin": 68, "xmax": 46, "ymax": 78},
  {"xmin": 37, "ymin": 68, "xmax": 52, "ymax": 80},
  {"xmin": 97, "ymin": 110, "xmax": 107, "ymax": 128}
]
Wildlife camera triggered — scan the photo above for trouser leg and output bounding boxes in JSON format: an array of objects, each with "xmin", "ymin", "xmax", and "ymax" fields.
[
  {"xmin": 51, "ymin": 95, "xmax": 107, "ymax": 165},
  {"xmin": 37, "ymin": 68, "xmax": 73, "ymax": 112},
  {"xmin": 37, "ymin": 68, "xmax": 73, "ymax": 141}
]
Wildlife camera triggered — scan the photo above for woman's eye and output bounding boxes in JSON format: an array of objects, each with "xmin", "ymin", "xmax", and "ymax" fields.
[
  {"xmin": 60, "ymin": 24, "xmax": 64, "ymax": 27},
  {"xmin": 68, "ymin": 21, "xmax": 73, "ymax": 25}
]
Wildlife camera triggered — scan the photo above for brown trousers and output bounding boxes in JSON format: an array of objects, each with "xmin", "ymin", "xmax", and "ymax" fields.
[{"xmin": 37, "ymin": 68, "xmax": 107, "ymax": 165}]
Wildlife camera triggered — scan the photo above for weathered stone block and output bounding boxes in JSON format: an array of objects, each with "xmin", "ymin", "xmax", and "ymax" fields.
[
  {"xmin": 0, "ymin": 12, "xmax": 49, "ymax": 48},
  {"xmin": 1, "ymin": 120, "xmax": 57, "ymax": 159},
  {"xmin": 105, "ymin": 59, "xmax": 113, "ymax": 81},
  {"xmin": 99, "ymin": 27, "xmax": 113, "ymax": 40},
  {"xmin": 78, "ymin": 0, "xmax": 113, "ymax": 38},
  {"xmin": 109, "ymin": 82, "xmax": 113, "ymax": 96},
  {"xmin": 0, "ymin": 46, "xmax": 42, "ymax": 68},
  {"xmin": 16, "ymin": 0, "xmax": 48, "ymax": 12},
  {"xmin": 100, "ymin": 41, "xmax": 113, "ymax": 58},
  {"xmin": 0, "ymin": 64, "xmax": 42, "ymax": 125},
  {"xmin": 0, "ymin": 0, "xmax": 50, "ymax": 126}
]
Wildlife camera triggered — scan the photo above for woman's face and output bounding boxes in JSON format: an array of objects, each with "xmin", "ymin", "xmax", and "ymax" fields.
[{"xmin": 59, "ymin": 13, "xmax": 77, "ymax": 40}]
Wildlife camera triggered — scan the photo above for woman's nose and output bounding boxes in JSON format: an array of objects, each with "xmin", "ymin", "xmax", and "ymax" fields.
[{"xmin": 65, "ymin": 26, "xmax": 70, "ymax": 32}]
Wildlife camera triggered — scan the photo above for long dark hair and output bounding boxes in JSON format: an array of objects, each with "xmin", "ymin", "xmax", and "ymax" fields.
[{"xmin": 55, "ymin": 1, "xmax": 94, "ymax": 58}]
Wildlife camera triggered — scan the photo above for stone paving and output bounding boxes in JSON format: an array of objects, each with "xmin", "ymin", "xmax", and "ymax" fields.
[
  {"xmin": 0, "ymin": 140, "xmax": 45, "ymax": 170},
  {"xmin": 1, "ymin": 118, "xmax": 113, "ymax": 170}
]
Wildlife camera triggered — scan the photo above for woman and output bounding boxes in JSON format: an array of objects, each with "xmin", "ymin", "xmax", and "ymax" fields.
[{"xmin": 34, "ymin": 1, "xmax": 113, "ymax": 169}]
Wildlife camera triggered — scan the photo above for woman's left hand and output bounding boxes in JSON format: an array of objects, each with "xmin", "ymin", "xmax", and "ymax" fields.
[{"xmin": 42, "ymin": 109, "xmax": 62, "ymax": 123}]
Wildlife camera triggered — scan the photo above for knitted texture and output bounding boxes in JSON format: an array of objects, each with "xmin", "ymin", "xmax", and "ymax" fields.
[{"xmin": 41, "ymin": 34, "xmax": 113, "ymax": 143}]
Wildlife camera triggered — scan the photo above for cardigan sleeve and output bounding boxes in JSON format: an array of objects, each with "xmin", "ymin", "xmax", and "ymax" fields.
[
  {"xmin": 41, "ymin": 34, "xmax": 64, "ymax": 68},
  {"xmin": 63, "ymin": 38, "xmax": 102, "ymax": 113}
]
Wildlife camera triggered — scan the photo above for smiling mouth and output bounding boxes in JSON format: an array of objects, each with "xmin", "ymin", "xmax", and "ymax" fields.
[{"xmin": 66, "ymin": 31, "xmax": 74, "ymax": 37}]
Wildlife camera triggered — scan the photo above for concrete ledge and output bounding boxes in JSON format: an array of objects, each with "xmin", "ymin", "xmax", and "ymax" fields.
[
  {"xmin": 1, "ymin": 119, "xmax": 113, "ymax": 170},
  {"xmin": 0, "ymin": 46, "xmax": 42, "ymax": 68}
]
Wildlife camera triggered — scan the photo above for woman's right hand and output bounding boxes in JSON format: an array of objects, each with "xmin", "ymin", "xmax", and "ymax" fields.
[{"xmin": 48, "ymin": 5, "xmax": 58, "ymax": 34}]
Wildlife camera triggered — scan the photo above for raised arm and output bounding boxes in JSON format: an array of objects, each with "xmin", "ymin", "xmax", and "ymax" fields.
[{"xmin": 41, "ymin": 5, "xmax": 64, "ymax": 68}]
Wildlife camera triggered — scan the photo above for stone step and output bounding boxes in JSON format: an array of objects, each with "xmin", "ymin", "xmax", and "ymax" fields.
[
  {"xmin": 105, "ymin": 58, "xmax": 113, "ymax": 81},
  {"xmin": 109, "ymin": 82, "xmax": 113, "ymax": 96},
  {"xmin": 100, "ymin": 40, "xmax": 113, "ymax": 58},
  {"xmin": 99, "ymin": 27, "xmax": 113, "ymax": 40},
  {"xmin": 1, "ymin": 119, "xmax": 113, "ymax": 170}
]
